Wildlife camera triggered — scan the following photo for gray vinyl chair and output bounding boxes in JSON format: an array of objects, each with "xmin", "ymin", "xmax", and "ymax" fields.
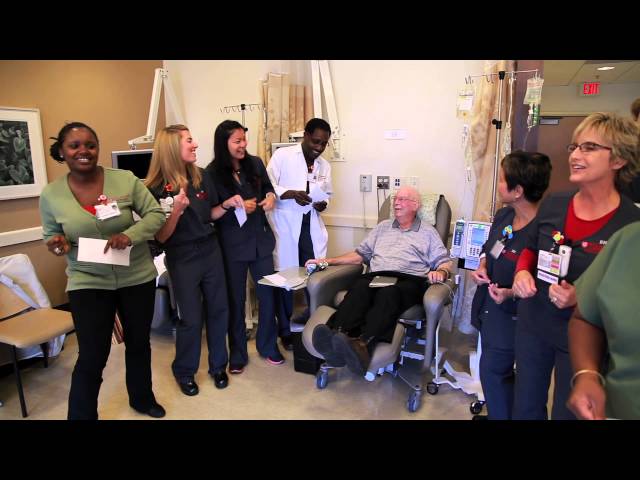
[
  {"xmin": 300, "ymin": 194, "xmax": 456, "ymax": 412},
  {"xmin": 151, "ymin": 269, "xmax": 178, "ymax": 335}
]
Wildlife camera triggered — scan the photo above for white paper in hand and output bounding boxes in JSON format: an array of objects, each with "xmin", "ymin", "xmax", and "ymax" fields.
[
  {"xmin": 77, "ymin": 237, "xmax": 132, "ymax": 266},
  {"xmin": 309, "ymin": 183, "xmax": 330, "ymax": 203},
  {"xmin": 235, "ymin": 206, "xmax": 248, "ymax": 227}
]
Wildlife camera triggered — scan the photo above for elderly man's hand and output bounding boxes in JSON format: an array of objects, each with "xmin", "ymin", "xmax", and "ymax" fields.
[{"xmin": 427, "ymin": 269, "xmax": 447, "ymax": 284}]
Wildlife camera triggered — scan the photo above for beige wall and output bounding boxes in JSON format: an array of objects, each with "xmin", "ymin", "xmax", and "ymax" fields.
[
  {"xmin": 164, "ymin": 60, "xmax": 486, "ymax": 256},
  {"xmin": 0, "ymin": 60, "xmax": 165, "ymax": 306}
]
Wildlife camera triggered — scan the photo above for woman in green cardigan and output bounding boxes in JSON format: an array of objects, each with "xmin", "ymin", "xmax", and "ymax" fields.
[{"xmin": 39, "ymin": 122, "xmax": 167, "ymax": 420}]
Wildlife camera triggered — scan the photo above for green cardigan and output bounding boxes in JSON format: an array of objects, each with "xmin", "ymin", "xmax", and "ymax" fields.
[{"xmin": 39, "ymin": 167, "xmax": 165, "ymax": 291}]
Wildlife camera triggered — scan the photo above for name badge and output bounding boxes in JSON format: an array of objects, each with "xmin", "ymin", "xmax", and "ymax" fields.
[
  {"xmin": 489, "ymin": 240, "xmax": 505, "ymax": 259},
  {"xmin": 159, "ymin": 197, "xmax": 174, "ymax": 215},
  {"xmin": 307, "ymin": 173, "xmax": 317, "ymax": 183},
  {"xmin": 536, "ymin": 250, "xmax": 561, "ymax": 284},
  {"xmin": 95, "ymin": 201, "xmax": 121, "ymax": 221}
]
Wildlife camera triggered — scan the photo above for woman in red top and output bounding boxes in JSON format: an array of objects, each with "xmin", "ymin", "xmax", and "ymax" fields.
[{"xmin": 511, "ymin": 112, "xmax": 640, "ymax": 420}]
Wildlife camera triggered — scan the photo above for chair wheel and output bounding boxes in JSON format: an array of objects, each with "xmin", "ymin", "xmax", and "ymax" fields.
[
  {"xmin": 407, "ymin": 391, "xmax": 422, "ymax": 412},
  {"xmin": 470, "ymin": 401, "xmax": 485, "ymax": 415},
  {"xmin": 316, "ymin": 371, "xmax": 329, "ymax": 389},
  {"xmin": 426, "ymin": 382, "xmax": 439, "ymax": 395}
]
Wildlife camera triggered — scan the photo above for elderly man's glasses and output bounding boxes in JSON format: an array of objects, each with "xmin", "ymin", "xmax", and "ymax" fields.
[
  {"xmin": 395, "ymin": 196, "xmax": 417, "ymax": 203},
  {"xmin": 566, "ymin": 142, "xmax": 612, "ymax": 154}
]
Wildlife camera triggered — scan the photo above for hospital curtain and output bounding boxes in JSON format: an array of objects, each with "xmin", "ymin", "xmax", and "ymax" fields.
[
  {"xmin": 258, "ymin": 73, "xmax": 311, "ymax": 164},
  {"xmin": 470, "ymin": 59, "xmax": 516, "ymax": 221},
  {"xmin": 456, "ymin": 59, "xmax": 515, "ymax": 335}
]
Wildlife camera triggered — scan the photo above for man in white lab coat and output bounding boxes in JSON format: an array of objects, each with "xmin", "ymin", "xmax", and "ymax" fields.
[{"xmin": 266, "ymin": 118, "xmax": 333, "ymax": 350}]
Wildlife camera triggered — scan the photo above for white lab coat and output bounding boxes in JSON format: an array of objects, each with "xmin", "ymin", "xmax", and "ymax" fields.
[{"xmin": 266, "ymin": 144, "xmax": 332, "ymax": 271}]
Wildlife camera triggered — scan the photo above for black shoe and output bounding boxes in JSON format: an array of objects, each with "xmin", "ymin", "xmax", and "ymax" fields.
[
  {"xmin": 332, "ymin": 333, "xmax": 370, "ymax": 376},
  {"xmin": 472, "ymin": 414, "xmax": 489, "ymax": 421},
  {"xmin": 291, "ymin": 308, "xmax": 311, "ymax": 324},
  {"xmin": 281, "ymin": 335, "xmax": 294, "ymax": 351},
  {"xmin": 312, "ymin": 324, "xmax": 346, "ymax": 367},
  {"xmin": 176, "ymin": 377, "xmax": 199, "ymax": 396},
  {"xmin": 212, "ymin": 371, "xmax": 229, "ymax": 389},
  {"xmin": 132, "ymin": 402, "xmax": 166, "ymax": 418}
]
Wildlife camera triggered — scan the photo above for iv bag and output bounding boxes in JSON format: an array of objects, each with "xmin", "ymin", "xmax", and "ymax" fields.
[
  {"xmin": 457, "ymin": 85, "xmax": 474, "ymax": 119},
  {"xmin": 524, "ymin": 77, "xmax": 544, "ymax": 105},
  {"xmin": 502, "ymin": 126, "xmax": 512, "ymax": 157}
]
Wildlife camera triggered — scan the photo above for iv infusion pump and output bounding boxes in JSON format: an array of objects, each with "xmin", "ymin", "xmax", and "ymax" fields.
[{"xmin": 450, "ymin": 219, "xmax": 492, "ymax": 270}]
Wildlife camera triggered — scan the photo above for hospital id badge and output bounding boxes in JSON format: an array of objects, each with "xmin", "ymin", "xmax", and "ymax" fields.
[
  {"xmin": 489, "ymin": 240, "xmax": 505, "ymax": 259},
  {"xmin": 160, "ymin": 196, "xmax": 174, "ymax": 215},
  {"xmin": 95, "ymin": 201, "xmax": 121, "ymax": 221},
  {"xmin": 536, "ymin": 250, "xmax": 561, "ymax": 285},
  {"xmin": 307, "ymin": 173, "xmax": 317, "ymax": 183}
]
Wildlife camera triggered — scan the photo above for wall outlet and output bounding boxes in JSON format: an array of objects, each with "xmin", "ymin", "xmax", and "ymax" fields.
[
  {"xmin": 377, "ymin": 176, "xmax": 390, "ymax": 189},
  {"xmin": 359, "ymin": 174, "xmax": 372, "ymax": 192},
  {"xmin": 393, "ymin": 176, "xmax": 420, "ymax": 190}
]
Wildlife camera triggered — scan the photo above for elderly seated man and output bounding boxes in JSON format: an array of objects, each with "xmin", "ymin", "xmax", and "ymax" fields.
[{"xmin": 307, "ymin": 186, "xmax": 453, "ymax": 375}]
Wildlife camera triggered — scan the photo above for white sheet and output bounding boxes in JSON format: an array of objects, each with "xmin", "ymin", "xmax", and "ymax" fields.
[{"xmin": 77, "ymin": 237, "xmax": 132, "ymax": 266}]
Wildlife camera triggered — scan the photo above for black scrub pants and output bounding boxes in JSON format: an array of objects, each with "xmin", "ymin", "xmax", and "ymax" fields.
[
  {"xmin": 67, "ymin": 279, "xmax": 156, "ymax": 420},
  {"xmin": 327, "ymin": 272, "xmax": 427, "ymax": 343},
  {"xmin": 166, "ymin": 236, "xmax": 229, "ymax": 380},
  {"xmin": 478, "ymin": 307, "xmax": 517, "ymax": 420},
  {"xmin": 512, "ymin": 320, "xmax": 576, "ymax": 420},
  {"xmin": 275, "ymin": 212, "xmax": 314, "ymax": 337},
  {"xmin": 225, "ymin": 254, "xmax": 280, "ymax": 365}
]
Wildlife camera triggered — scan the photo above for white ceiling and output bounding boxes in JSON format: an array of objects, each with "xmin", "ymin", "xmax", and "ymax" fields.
[{"xmin": 543, "ymin": 60, "xmax": 640, "ymax": 86}]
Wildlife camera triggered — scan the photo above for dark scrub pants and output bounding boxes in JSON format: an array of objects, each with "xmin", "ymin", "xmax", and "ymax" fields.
[
  {"xmin": 167, "ymin": 236, "xmax": 229, "ymax": 379},
  {"xmin": 225, "ymin": 254, "xmax": 280, "ymax": 364},
  {"xmin": 478, "ymin": 307, "xmax": 517, "ymax": 419}
]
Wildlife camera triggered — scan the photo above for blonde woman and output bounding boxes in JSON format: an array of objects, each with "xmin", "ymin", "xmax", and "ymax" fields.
[
  {"xmin": 145, "ymin": 125, "xmax": 243, "ymax": 396},
  {"xmin": 512, "ymin": 113, "xmax": 640, "ymax": 420}
]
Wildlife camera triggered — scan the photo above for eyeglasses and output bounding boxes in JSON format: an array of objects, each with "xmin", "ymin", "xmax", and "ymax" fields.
[
  {"xmin": 395, "ymin": 196, "xmax": 417, "ymax": 203},
  {"xmin": 566, "ymin": 142, "xmax": 612, "ymax": 154}
]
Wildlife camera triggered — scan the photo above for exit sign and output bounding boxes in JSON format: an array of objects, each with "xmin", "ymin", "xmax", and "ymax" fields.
[{"xmin": 580, "ymin": 82, "xmax": 601, "ymax": 96}]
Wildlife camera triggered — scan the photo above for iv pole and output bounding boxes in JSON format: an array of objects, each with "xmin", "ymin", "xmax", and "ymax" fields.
[
  {"xmin": 220, "ymin": 103, "xmax": 263, "ymax": 128},
  {"xmin": 468, "ymin": 68, "xmax": 539, "ymax": 221}
]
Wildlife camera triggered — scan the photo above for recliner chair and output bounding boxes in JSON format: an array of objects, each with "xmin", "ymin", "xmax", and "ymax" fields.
[
  {"xmin": 301, "ymin": 194, "xmax": 456, "ymax": 412},
  {"xmin": 151, "ymin": 268, "xmax": 178, "ymax": 335}
]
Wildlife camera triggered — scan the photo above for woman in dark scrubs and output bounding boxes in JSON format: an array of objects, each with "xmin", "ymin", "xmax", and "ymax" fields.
[
  {"xmin": 206, "ymin": 120, "xmax": 283, "ymax": 374},
  {"xmin": 145, "ymin": 124, "xmax": 244, "ymax": 396},
  {"xmin": 512, "ymin": 113, "xmax": 640, "ymax": 420},
  {"xmin": 470, "ymin": 151, "xmax": 551, "ymax": 420}
]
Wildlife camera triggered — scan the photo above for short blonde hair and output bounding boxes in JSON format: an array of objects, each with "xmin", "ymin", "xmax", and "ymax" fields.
[
  {"xmin": 145, "ymin": 124, "xmax": 202, "ymax": 191},
  {"xmin": 572, "ymin": 112, "xmax": 640, "ymax": 190}
]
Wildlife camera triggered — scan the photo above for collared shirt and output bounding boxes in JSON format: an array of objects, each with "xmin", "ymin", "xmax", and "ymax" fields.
[{"xmin": 355, "ymin": 217, "xmax": 449, "ymax": 277}]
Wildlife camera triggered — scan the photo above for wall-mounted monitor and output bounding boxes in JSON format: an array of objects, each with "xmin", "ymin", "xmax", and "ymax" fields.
[{"xmin": 111, "ymin": 149, "xmax": 153, "ymax": 179}]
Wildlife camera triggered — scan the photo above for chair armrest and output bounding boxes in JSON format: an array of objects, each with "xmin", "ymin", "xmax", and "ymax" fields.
[
  {"xmin": 421, "ymin": 278, "xmax": 457, "ymax": 371},
  {"xmin": 306, "ymin": 264, "xmax": 363, "ymax": 311}
]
